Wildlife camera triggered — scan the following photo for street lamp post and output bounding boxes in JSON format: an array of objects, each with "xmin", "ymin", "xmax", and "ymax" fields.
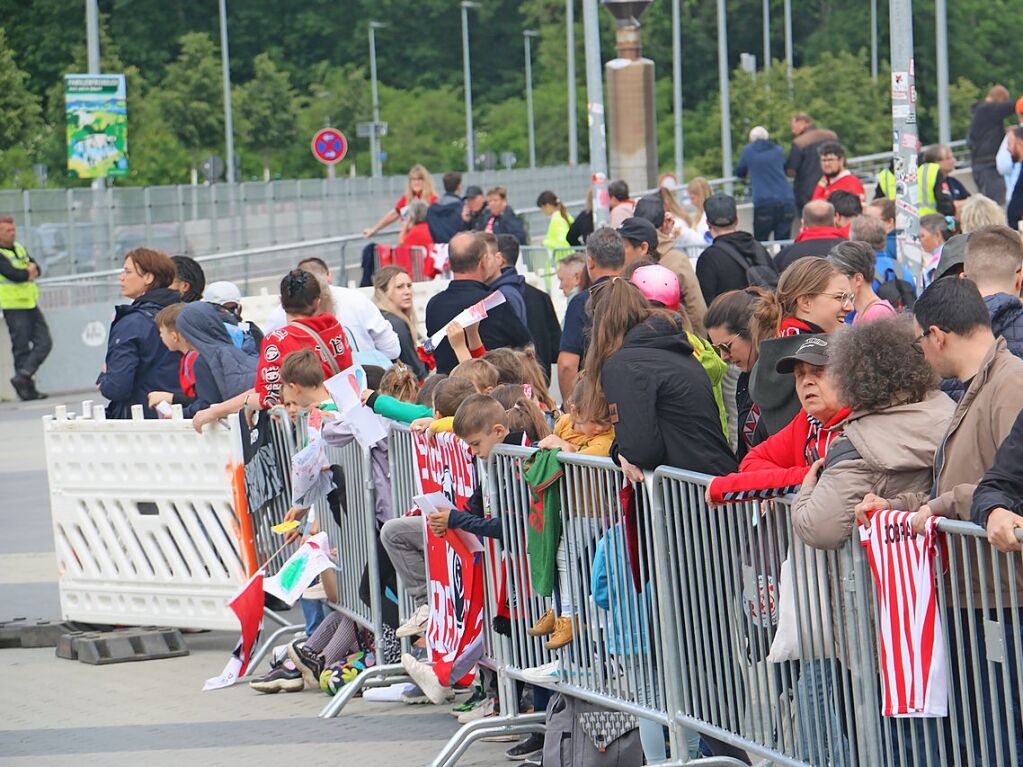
[
  {"xmin": 369, "ymin": 21, "xmax": 385, "ymax": 179},
  {"xmin": 870, "ymin": 0, "xmax": 878, "ymax": 80},
  {"xmin": 936, "ymin": 0, "xmax": 950, "ymax": 145},
  {"xmin": 218, "ymin": 0, "xmax": 236, "ymax": 184},
  {"xmin": 672, "ymin": 0, "xmax": 684, "ymax": 183},
  {"xmin": 783, "ymin": 0, "xmax": 793, "ymax": 87},
  {"xmin": 461, "ymin": 2, "xmax": 480, "ymax": 172},
  {"xmin": 566, "ymin": 0, "xmax": 578, "ymax": 166},
  {"xmin": 716, "ymin": 0, "xmax": 733, "ymax": 191},
  {"xmin": 762, "ymin": 0, "xmax": 770, "ymax": 73},
  {"xmin": 524, "ymin": 31, "xmax": 538, "ymax": 169},
  {"xmin": 581, "ymin": 0, "xmax": 609, "ymax": 226},
  {"xmin": 86, "ymin": 0, "xmax": 104, "ymax": 191}
]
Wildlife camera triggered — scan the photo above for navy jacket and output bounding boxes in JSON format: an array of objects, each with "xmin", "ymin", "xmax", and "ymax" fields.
[
  {"xmin": 942, "ymin": 292, "xmax": 1023, "ymax": 402},
  {"xmin": 524, "ymin": 282, "xmax": 561, "ymax": 379},
  {"xmin": 735, "ymin": 140, "xmax": 795, "ymax": 206},
  {"xmin": 447, "ymin": 432, "xmax": 527, "ymax": 540},
  {"xmin": 425, "ymin": 279, "xmax": 533, "ymax": 374},
  {"xmin": 473, "ymin": 207, "xmax": 528, "ymax": 244},
  {"xmin": 491, "ymin": 267, "xmax": 528, "ymax": 326},
  {"xmin": 99, "ymin": 288, "xmax": 182, "ymax": 419},
  {"xmin": 426, "ymin": 193, "xmax": 468, "ymax": 244}
]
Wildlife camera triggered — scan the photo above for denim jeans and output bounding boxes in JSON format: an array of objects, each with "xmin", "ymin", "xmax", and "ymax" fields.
[
  {"xmin": 300, "ymin": 597, "xmax": 327, "ymax": 636},
  {"xmin": 796, "ymin": 660, "xmax": 851, "ymax": 766},
  {"xmin": 753, "ymin": 200, "xmax": 796, "ymax": 242}
]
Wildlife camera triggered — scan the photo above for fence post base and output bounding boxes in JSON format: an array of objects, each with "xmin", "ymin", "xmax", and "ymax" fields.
[{"xmin": 428, "ymin": 712, "xmax": 546, "ymax": 767}]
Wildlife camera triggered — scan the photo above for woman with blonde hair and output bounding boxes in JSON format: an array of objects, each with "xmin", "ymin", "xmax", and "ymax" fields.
[
  {"xmin": 362, "ymin": 164, "xmax": 438, "ymax": 239},
  {"xmin": 749, "ymin": 257, "xmax": 853, "ymax": 434},
  {"xmin": 658, "ymin": 186, "xmax": 703, "ymax": 247},
  {"xmin": 687, "ymin": 176, "xmax": 714, "ymax": 243},
  {"xmin": 373, "ymin": 266, "xmax": 429, "ymax": 380},
  {"xmin": 959, "ymin": 194, "xmax": 1006, "ymax": 233}
]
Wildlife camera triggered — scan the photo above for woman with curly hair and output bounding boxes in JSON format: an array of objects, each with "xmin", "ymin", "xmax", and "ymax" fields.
[{"xmin": 791, "ymin": 317, "xmax": 954, "ymax": 550}]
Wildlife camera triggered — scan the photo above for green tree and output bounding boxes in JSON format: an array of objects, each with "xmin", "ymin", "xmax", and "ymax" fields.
[
  {"xmin": 0, "ymin": 28, "xmax": 42, "ymax": 161},
  {"xmin": 161, "ymin": 32, "xmax": 223, "ymax": 177},
  {"xmin": 236, "ymin": 53, "xmax": 297, "ymax": 181}
]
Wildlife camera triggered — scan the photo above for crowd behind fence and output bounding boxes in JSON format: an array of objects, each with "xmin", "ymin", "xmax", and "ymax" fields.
[{"xmin": 42, "ymin": 402, "xmax": 1021, "ymax": 767}]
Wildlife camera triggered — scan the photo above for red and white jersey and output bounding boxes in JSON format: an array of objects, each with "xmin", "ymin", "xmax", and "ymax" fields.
[{"xmin": 859, "ymin": 509, "xmax": 947, "ymax": 718}]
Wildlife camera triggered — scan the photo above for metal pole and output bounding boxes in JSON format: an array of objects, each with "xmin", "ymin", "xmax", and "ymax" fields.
[
  {"xmin": 935, "ymin": 0, "xmax": 950, "ymax": 145},
  {"xmin": 889, "ymin": 0, "xmax": 922, "ymax": 276},
  {"xmin": 566, "ymin": 0, "xmax": 579, "ymax": 166},
  {"xmin": 524, "ymin": 31, "xmax": 538, "ymax": 169},
  {"xmin": 369, "ymin": 22, "xmax": 383, "ymax": 178},
  {"xmin": 461, "ymin": 2, "xmax": 478, "ymax": 172},
  {"xmin": 581, "ymin": 0, "xmax": 609, "ymax": 227},
  {"xmin": 218, "ymin": 0, "xmax": 235, "ymax": 184},
  {"xmin": 870, "ymin": 0, "xmax": 878, "ymax": 80},
  {"xmin": 716, "ymin": 0, "xmax": 733, "ymax": 190},
  {"xmin": 762, "ymin": 0, "xmax": 771, "ymax": 72},
  {"xmin": 783, "ymin": 0, "xmax": 793, "ymax": 85},
  {"xmin": 85, "ymin": 0, "xmax": 104, "ymax": 192},
  {"xmin": 672, "ymin": 0, "xmax": 684, "ymax": 182}
]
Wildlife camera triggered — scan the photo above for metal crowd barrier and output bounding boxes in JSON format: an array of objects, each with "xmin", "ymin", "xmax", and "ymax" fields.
[{"xmin": 387, "ymin": 424, "xmax": 425, "ymax": 650}]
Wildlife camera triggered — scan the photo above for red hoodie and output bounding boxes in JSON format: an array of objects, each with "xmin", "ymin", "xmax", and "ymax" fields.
[
  {"xmin": 256, "ymin": 314, "xmax": 353, "ymax": 407},
  {"xmin": 708, "ymin": 406, "xmax": 852, "ymax": 503},
  {"xmin": 793, "ymin": 225, "xmax": 849, "ymax": 243},
  {"xmin": 810, "ymin": 170, "xmax": 865, "ymax": 203}
]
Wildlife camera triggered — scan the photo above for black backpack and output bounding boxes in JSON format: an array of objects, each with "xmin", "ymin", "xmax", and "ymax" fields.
[
  {"xmin": 715, "ymin": 239, "xmax": 780, "ymax": 290},
  {"xmin": 875, "ymin": 267, "xmax": 917, "ymax": 312}
]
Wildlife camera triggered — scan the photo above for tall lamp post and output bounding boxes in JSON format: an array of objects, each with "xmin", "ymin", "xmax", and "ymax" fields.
[
  {"xmin": 672, "ymin": 0, "xmax": 684, "ymax": 183},
  {"xmin": 218, "ymin": 0, "xmax": 235, "ymax": 184},
  {"xmin": 566, "ymin": 0, "xmax": 579, "ymax": 166},
  {"xmin": 524, "ymin": 30, "xmax": 539, "ymax": 169},
  {"xmin": 582, "ymin": 0, "xmax": 609, "ymax": 226},
  {"xmin": 369, "ymin": 21, "xmax": 385, "ymax": 178},
  {"xmin": 86, "ymin": 0, "xmax": 104, "ymax": 191},
  {"xmin": 461, "ymin": 2, "xmax": 480, "ymax": 172},
  {"xmin": 716, "ymin": 0, "xmax": 733, "ymax": 190}
]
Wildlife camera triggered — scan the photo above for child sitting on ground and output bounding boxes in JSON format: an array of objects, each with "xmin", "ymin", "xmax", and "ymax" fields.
[{"xmin": 528, "ymin": 371, "xmax": 615, "ymax": 650}]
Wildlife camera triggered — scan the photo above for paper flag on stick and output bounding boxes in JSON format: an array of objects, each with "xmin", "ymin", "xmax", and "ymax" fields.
[
  {"xmin": 271, "ymin": 520, "xmax": 300, "ymax": 534},
  {"xmin": 427, "ymin": 291, "xmax": 506, "ymax": 349},
  {"xmin": 263, "ymin": 532, "xmax": 334, "ymax": 606},
  {"xmin": 203, "ymin": 569, "xmax": 264, "ymax": 689}
]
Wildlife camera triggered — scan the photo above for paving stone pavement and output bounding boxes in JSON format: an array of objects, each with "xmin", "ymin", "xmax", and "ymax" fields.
[{"xmin": 0, "ymin": 397, "xmax": 513, "ymax": 766}]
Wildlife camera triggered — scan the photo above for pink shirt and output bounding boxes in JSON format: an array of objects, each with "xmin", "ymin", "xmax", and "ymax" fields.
[{"xmin": 854, "ymin": 299, "xmax": 898, "ymax": 325}]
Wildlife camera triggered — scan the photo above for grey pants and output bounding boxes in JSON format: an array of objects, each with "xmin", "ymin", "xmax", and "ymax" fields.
[
  {"xmin": 380, "ymin": 515, "xmax": 427, "ymax": 606},
  {"xmin": 972, "ymin": 164, "xmax": 1007, "ymax": 205}
]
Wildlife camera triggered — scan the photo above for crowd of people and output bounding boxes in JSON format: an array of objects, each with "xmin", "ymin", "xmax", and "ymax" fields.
[{"xmin": 8, "ymin": 92, "xmax": 1023, "ymax": 766}]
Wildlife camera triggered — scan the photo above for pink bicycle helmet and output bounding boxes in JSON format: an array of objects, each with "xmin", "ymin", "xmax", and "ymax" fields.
[{"xmin": 629, "ymin": 264, "xmax": 680, "ymax": 312}]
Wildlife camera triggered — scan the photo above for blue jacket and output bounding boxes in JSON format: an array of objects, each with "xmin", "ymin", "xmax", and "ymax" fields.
[
  {"xmin": 735, "ymin": 140, "xmax": 795, "ymax": 206},
  {"xmin": 591, "ymin": 523, "xmax": 651, "ymax": 656},
  {"xmin": 99, "ymin": 288, "xmax": 182, "ymax": 419},
  {"xmin": 426, "ymin": 193, "xmax": 468, "ymax": 244},
  {"xmin": 472, "ymin": 207, "xmax": 528, "ymax": 244},
  {"xmin": 491, "ymin": 267, "xmax": 528, "ymax": 326}
]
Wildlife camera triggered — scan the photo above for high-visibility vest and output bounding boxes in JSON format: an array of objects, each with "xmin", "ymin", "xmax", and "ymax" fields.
[
  {"xmin": 917, "ymin": 162, "xmax": 941, "ymax": 216},
  {"xmin": 0, "ymin": 242, "xmax": 40, "ymax": 310},
  {"xmin": 877, "ymin": 168, "xmax": 896, "ymax": 199},
  {"xmin": 877, "ymin": 165, "xmax": 941, "ymax": 215}
]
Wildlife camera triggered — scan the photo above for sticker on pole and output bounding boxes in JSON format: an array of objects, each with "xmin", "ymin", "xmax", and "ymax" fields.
[{"xmin": 311, "ymin": 128, "xmax": 347, "ymax": 165}]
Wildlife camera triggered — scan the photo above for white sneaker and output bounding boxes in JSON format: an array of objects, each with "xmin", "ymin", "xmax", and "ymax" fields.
[
  {"xmin": 401, "ymin": 652, "xmax": 451, "ymax": 705},
  {"xmin": 396, "ymin": 604, "xmax": 430, "ymax": 638},
  {"xmin": 518, "ymin": 661, "xmax": 561, "ymax": 686},
  {"xmin": 457, "ymin": 695, "xmax": 496, "ymax": 724}
]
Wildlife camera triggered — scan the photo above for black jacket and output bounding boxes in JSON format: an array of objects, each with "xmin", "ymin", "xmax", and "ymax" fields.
[
  {"xmin": 972, "ymin": 408, "xmax": 1023, "ymax": 527},
  {"xmin": 566, "ymin": 209, "xmax": 594, "ymax": 246},
  {"xmin": 382, "ymin": 310, "xmax": 429, "ymax": 380},
  {"xmin": 523, "ymin": 283, "xmax": 561, "ymax": 379},
  {"xmin": 785, "ymin": 126, "xmax": 839, "ymax": 207},
  {"xmin": 773, "ymin": 236, "xmax": 846, "ymax": 273},
  {"xmin": 447, "ymin": 431, "xmax": 527, "ymax": 540},
  {"xmin": 968, "ymin": 99, "xmax": 1016, "ymax": 166},
  {"xmin": 426, "ymin": 193, "xmax": 468, "ymax": 244},
  {"xmin": 1009, "ymin": 173, "xmax": 1023, "ymax": 232},
  {"xmin": 695, "ymin": 231, "xmax": 772, "ymax": 306},
  {"xmin": 425, "ymin": 278, "xmax": 533, "ymax": 374},
  {"xmin": 600, "ymin": 316, "xmax": 737, "ymax": 475},
  {"xmin": 473, "ymin": 207, "xmax": 528, "ymax": 244}
]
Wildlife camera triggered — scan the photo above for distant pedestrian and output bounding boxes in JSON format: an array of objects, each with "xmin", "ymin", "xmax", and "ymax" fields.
[
  {"xmin": 735, "ymin": 126, "xmax": 796, "ymax": 241},
  {"xmin": 565, "ymin": 190, "xmax": 594, "ymax": 246},
  {"xmin": 608, "ymin": 179, "xmax": 634, "ymax": 227},
  {"xmin": 968, "ymin": 85, "xmax": 1018, "ymax": 203},
  {"xmin": 473, "ymin": 187, "xmax": 527, "ymax": 244},
  {"xmin": 785, "ymin": 113, "xmax": 838, "ymax": 214},
  {"xmin": 362, "ymin": 164, "xmax": 438, "ymax": 239},
  {"xmin": 810, "ymin": 141, "xmax": 865, "ymax": 205},
  {"xmin": 536, "ymin": 191, "xmax": 574, "ymax": 253},
  {"xmin": 686, "ymin": 177, "xmax": 713, "ymax": 243},
  {"xmin": 0, "ymin": 216, "xmax": 50, "ymax": 400}
]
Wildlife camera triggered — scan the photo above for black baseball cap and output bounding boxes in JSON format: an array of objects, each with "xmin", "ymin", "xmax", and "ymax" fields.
[
  {"xmin": 617, "ymin": 217, "xmax": 659, "ymax": 255},
  {"xmin": 464, "ymin": 185, "xmax": 484, "ymax": 198},
  {"xmin": 776, "ymin": 335, "xmax": 831, "ymax": 374},
  {"xmin": 704, "ymin": 193, "xmax": 738, "ymax": 227}
]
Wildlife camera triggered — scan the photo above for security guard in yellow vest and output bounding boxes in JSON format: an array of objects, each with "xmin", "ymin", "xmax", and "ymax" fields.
[
  {"xmin": 0, "ymin": 216, "xmax": 51, "ymax": 400},
  {"xmin": 875, "ymin": 161, "xmax": 955, "ymax": 216}
]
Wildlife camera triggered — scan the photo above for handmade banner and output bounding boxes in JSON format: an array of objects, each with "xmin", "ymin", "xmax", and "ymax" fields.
[
  {"xmin": 411, "ymin": 432, "xmax": 483, "ymax": 685},
  {"xmin": 263, "ymin": 531, "xmax": 334, "ymax": 606},
  {"xmin": 426, "ymin": 291, "xmax": 506, "ymax": 351}
]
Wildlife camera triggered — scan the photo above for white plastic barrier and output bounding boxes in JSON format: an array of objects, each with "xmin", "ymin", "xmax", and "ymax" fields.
[{"xmin": 44, "ymin": 403, "xmax": 252, "ymax": 630}]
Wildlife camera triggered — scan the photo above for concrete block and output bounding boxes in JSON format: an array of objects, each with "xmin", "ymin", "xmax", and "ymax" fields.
[
  {"xmin": 0, "ymin": 618, "xmax": 76, "ymax": 649},
  {"xmin": 67, "ymin": 627, "xmax": 189, "ymax": 665}
]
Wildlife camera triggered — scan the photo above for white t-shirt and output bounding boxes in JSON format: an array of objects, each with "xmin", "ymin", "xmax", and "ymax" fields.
[{"xmin": 263, "ymin": 285, "xmax": 401, "ymax": 359}]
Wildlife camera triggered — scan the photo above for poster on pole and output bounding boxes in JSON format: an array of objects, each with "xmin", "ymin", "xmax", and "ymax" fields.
[{"xmin": 65, "ymin": 74, "xmax": 128, "ymax": 178}]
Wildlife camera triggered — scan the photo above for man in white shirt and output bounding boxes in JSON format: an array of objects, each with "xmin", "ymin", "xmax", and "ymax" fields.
[{"xmin": 263, "ymin": 257, "xmax": 401, "ymax": 360}]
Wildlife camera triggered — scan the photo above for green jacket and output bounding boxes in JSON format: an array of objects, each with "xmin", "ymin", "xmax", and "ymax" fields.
[
  {"xmin": 523, "ymin": 448, "xmax": 564, "ymax": 597},
  {"xmin": 367, "ymin": 392, "xmax": 431, "ymax": 424},
  {"xmin": 688, "ymin": 332, "xmax": 729, "ymax": 439},
  {"xmin": 543, "ymin": 211, "xmax": 574, "ymax": 253}
]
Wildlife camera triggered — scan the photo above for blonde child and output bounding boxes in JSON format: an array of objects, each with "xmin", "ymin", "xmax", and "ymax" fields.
[{"xmin": 530, "ymin": 371, "xmax": 614, "ymax": 650}]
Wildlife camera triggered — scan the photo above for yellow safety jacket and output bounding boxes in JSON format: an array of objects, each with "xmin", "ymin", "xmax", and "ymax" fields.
[
  {"xmin": 877, "ymin": 164, "xmax": 941, "ymax": 216},
  {"xmin": 0, "ymin": 242, "xmax": 40, "ymax": 310}
]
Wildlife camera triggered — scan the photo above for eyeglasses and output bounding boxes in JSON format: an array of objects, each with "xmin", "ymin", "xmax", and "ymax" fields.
[
  {"xmin": 712, "ymin": 333, "xmax": 739, "ymax": 356},
  {"xmin": 821, "ymin": 291, "xmax": 856, "ymax": 306}
]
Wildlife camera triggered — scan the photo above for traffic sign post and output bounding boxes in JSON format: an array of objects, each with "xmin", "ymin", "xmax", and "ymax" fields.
[{"xmin": 311, "ymin": 128, "xmax": 348, "ymax": 179}]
